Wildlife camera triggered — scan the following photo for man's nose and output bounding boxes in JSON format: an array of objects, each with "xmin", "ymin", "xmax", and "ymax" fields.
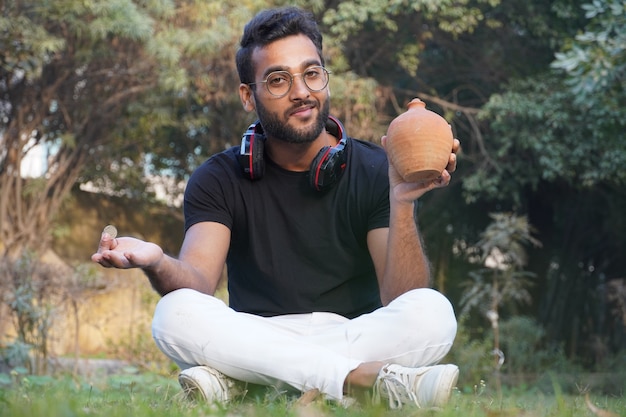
[{"xmin": 289, "ymin": 74, "xmax": 311, "ymax": 98}]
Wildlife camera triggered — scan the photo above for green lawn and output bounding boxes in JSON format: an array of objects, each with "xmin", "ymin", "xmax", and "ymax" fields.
[{"xmin": 0, "ymin": 370, "xmax": 624, "ymax": 417}]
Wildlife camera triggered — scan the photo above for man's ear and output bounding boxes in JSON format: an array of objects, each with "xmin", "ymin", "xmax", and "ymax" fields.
[{"xmin": 239, "ymin": 84, "xmax": 256, "ymax": 112}]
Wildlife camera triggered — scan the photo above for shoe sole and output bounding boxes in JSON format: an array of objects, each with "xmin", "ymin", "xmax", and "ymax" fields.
[
  {"xmin": 431, "ymin": 365, "xmax": 459, "ymax": 407},
  {"xmin": 178, "ymin": 373, "xmax": 208, "ymax": 401}
]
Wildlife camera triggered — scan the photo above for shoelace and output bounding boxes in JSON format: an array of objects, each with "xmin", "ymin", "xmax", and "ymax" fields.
[{"xmin": 374, "ymin": 372, "xmax": 418, "ymax": 409}]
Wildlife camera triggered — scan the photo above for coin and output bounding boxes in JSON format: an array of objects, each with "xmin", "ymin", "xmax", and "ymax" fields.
[{"xmin": 103, "ymin": 224, "xmax": 118, "ymax": 239}]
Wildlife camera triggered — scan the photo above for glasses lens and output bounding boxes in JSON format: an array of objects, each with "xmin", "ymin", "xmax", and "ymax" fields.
[
  {"xmin": 266, "ymin": 72, "xmax": 292, "ymax": 96},
  {"xmin": 303, "ymin": 67, "xmax": 329, "ymax": 91}
]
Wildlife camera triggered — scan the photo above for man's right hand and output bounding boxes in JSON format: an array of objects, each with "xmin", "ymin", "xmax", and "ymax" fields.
[{"xmin": 91, "ymin": 233, "xmax": 164, "ymax": 270}]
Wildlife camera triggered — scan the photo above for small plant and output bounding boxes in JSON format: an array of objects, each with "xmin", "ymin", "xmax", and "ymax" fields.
[
  {"xmin": 459, "ymin": 212, "xmax": 541, "ymax": 399},
  {"xmin": 0, "ymin": 251, "xmax": 61, "ymax": 374}
]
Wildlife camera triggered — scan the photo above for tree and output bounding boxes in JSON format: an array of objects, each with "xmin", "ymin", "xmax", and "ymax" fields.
[
  {"xmin": 461, "ymin": 0, "xmax": 626, "ymax": 204},
  {"xmin": 457, "ymin": 0, "xmax": 626, "ymax": 360},
  {"xmin": 0, "ymin": 0, "xmax": 260, "ymax": 256},
  {"xmin": 552, "ymin": 0, "xmax": 625, "ymax": 106},
  {"xmin": 0, "ymin": 1, "xmax": 159, "ymax": 255}
]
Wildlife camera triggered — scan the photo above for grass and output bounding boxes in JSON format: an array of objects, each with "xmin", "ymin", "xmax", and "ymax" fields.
[{"xmin": 0, "ymin": 369, "xmax": 624, "ymax": 417}]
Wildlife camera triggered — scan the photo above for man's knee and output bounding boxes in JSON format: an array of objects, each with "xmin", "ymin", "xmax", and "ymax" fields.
[
  {"xmin": 152, "ymin": 288, "xmax": 226, "ymax": 338},
  {"xmin": 392, "ymin": 288, "xmax": 457, "ymax": 345}
]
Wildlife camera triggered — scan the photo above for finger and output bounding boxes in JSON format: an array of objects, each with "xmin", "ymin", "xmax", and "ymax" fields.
[
  {"xmin": 97, "ymin": 233, "xmax": 117, "ymax": 253},
  {"xmin": 98, "ymin": 224, "xmax": 118, "ymax": 251},
  {"xmin": 452, "ymin": 138, "xmax": 461, "ymax": 153},
  {"xmin": 433, "ymin": 170, "xmax": 452, "ymax": 188},
  {"xmin": 100, "ymin": 250, "xmax": 132, "ymax": 269},
  {"xmin": 446, "ymin": 152, "xmax": 457, "ymax": 173},
  {"xmin": 91, "ymin": 252, "xmax": 114, "ymax": 268}
]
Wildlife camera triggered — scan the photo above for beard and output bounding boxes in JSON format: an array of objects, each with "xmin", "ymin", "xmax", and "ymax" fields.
[{"xmin": 255, "ymin": 98, "xmax": 330, "ymax": 144}]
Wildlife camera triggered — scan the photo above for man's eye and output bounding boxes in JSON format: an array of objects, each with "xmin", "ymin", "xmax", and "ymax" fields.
[
  {"xmin": 304, "ymin": 69, "xmax": 322, "ymax": 79},
  {"xmin": 268, "ymin": 73, "xmax": 290, "ymax": 85}
]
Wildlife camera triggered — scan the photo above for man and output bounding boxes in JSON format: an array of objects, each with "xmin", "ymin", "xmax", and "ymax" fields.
[{"xmin": 92, "ymin": 6, "xmax": 461, "ymax": 409}]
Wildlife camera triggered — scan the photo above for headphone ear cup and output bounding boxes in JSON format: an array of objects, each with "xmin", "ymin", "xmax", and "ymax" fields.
[
  {"xmin": 239, "ymin": 122, "xmax": 265, "ymax": 180},
  {"xmin": 309, "ymin": 146, "xmax": 330, "ymax": 190},
  {"xmin": 309, "ymin": 144, "xmax": 347, "ymax": 192},
  {"xmin": 249, "ymin": 135, "xmax": 265, "ymax": 180},
  {"xmin": 309, "ymin": 116, "xmax": 349, "ymax": 192}
]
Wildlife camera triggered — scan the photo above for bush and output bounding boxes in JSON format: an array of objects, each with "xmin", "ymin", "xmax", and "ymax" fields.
[
  {"xmin": 444, "ymin": 317, "xmax": 493, "ymax": 392},
  {"xmin": 499, "ymin": 315, "xmax": 571, "ymax": 375},
  {"xmin": 0, "ymin": 252, "xmax": 61, "ymax": 374}
]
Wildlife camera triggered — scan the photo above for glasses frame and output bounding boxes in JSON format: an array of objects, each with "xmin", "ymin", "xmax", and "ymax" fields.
[{"xmin": 248, "ymin": 66, "xmax": 331, "ymax": 98}]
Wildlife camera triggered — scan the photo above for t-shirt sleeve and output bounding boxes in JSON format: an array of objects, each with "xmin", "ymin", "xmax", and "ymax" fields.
[
  {"xmin": 351, "ymin": 139, "xmax": 390, "ymax": 231},
  {"xmin": 183, "ymin": 152, "xmax": 237, "ymax": 232}
]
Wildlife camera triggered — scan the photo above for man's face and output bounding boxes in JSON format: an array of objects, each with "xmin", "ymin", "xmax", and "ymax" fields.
[{"xmin": 247, "ymin": 34, "xmax": 330, "ymax": 144}]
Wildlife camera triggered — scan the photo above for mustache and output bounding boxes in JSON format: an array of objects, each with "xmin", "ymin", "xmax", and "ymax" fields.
[{"xmin": 286, "ymin": 100, "xmax": 317, "ymax": 115}]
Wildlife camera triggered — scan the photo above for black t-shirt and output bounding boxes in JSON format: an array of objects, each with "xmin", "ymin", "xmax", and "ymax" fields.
[{"xmin": 184, "ymin": 138, "xmax": 390, "ymax": 318}]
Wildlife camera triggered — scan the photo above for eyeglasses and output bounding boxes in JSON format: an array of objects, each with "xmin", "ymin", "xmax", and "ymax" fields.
[{"xmin": 249, "ymin": 66, "xmax": 331, "ymax": 98}]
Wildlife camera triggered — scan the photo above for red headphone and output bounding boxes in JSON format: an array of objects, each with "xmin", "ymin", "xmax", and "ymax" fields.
[{"xmin": 238, "ymin": 116, "xmax": 348, "ymax": 192}]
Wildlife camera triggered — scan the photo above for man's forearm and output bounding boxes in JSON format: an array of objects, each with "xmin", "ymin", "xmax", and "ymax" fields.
[
  {"xmin": 380, "ymin": 200, "xmax": 431, "ymax": 305},
  {"xmin": 143, "ymin": 255, "xmax": 215, "ymax": 296}
]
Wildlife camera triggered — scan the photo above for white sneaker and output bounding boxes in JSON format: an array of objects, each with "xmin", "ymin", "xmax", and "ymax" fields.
[
  {"xmin": 178, "ymin": 366, "xmax": 242, "ymax": 403},
  {"xmin": 374, "ymin": 364, "xmax": 459, "ymax": 409}
]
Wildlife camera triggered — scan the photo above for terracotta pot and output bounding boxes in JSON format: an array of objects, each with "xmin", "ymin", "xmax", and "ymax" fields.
[{"xmin": 385, "ymin": 98, "xmax": 453, "ymax": 182}]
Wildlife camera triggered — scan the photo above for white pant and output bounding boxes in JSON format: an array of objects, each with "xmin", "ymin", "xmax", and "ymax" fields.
[{"xmin": 151, "ymin": 287, "xmax": 457, "ymax": 400}]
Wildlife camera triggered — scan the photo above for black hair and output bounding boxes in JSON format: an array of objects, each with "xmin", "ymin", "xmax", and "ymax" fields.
[{"xmin": 236, "ymin": 7, "xmax": 324, "ymax": 85}]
